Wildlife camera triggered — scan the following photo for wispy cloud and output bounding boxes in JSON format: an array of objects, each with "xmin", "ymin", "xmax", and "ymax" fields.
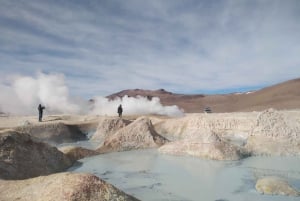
[{"xmin": 1, "ymin": 0, "xmax": 300, "ymax": 97}]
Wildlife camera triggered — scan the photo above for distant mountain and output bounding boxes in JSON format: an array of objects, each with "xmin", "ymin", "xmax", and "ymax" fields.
[{"xmin": 107, "ymin": 78, "xmax": 300, "ymax": 113}]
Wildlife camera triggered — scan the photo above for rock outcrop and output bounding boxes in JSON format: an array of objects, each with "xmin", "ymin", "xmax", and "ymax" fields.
[
  {"xmin": 97, "ymin": 117, "xmax": 168, "ymax": 153},
  {"xmin": 255, "ymin": 177, "xmax": 300, "ymax": 196},
  {"xmin": 16, "ymin": 122, "xmax": 87, "ymax": 144},
  {"xmin": 0, "ymin": 172, "xmax": 140, "ymax": 201},
  {"xmin": 0, "ymin": 129, "xmax": 73, "ymax": 180},
  {"xmin": 91, "ymin": 118, "xmax": 131, "ymax": 143},
  {"xmin": 246, "ymin": 109, "xmax": 300, "ymax": 155},
  {"xmin": 59, "ymin": 146, "xmax": 97, "ymax": 161}
]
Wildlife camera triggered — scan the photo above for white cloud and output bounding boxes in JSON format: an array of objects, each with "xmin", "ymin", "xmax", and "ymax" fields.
[{"xmin": 0, "ymin": 0, "xmax": 299, "ymax": 97}]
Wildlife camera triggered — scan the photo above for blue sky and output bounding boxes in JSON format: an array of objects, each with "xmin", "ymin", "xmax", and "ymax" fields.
[{"xmin": 1, "ymin": 0, "xmax": 300, "ymax": 98}]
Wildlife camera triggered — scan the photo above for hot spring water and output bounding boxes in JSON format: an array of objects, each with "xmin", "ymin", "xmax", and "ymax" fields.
[{"xmin": 69, "ymin": 149, "xmax": 300, "ymax": 201}]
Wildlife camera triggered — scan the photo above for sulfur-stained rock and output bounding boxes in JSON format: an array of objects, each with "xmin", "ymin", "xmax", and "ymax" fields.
[
  {"xmin": 0, "ymin": 172, "xmax": 140, "ymax": 201},
  {"xmin": 256, "ymin": 177, "xmax": 300, "ymax": 196},
  {"xmin": 97, "ymin": 117, "xmax": 168, "ymax": 153},
  {"xmin": 0, "ymin": 129, "xmax": 73, "ymax": 180}
]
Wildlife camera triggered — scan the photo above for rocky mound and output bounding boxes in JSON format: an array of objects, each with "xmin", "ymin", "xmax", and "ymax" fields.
[
  {"xmin": 0, "ymin": 172, "xmax": 140, "ymax": 201},
  {"xmin": 16, "ymin": 122, "xmax": 87, "ymax": 144},
  {"xmin": 256, "ymin": 177, "xmax": 300, "ymax": 196},
  {"xmin": 154, "ymin": 113, "xmax": 256, "ymax": 141},
  {"xmin": 154, "ymin": 113, "xmax": 255, "ymax": 160},
  {"xmin": 97, "ymin": 117, "xmax": 168, "ymax": 153},
  {"xmin": 159, "ymin": 131, "xmax": 246, "ymax": 160},
  {"xmin": 245, "ymin": 109, "xmax": 300, "ymax": 155},
  {"xmin": 91, "ymin": 118, "xmax": 131, "ymax": 143},
  {"xmin": 159, "ymin": 140, "xmax": 244, "ymax": 160},
  {"xmin": 0, "ymin": 129, "xmax": 73, "ymax": 180},
  {"xmin": 59, "ymin": 146, "xmax": 97, "ymax": 161},
  {"xmin": 153, "ymin": 118, "xmax": 189, "ymax": 140}
]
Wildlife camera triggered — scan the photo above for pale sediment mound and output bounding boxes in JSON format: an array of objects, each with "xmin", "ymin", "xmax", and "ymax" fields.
[
  {"xmin": 245, "ymin": 109, "xmax": 300, "ymax": 155},
  {"xmin": 0, "ymin": 172, "xmax": 140, "ymax": 201},
  {"xmin": 156, "ymin": 114, "xmax": 250, "ymax": 160},
  {"xmin": 153, "ymin": 117, "xmax": 189, "ymax": 140},
  {"xmin": 154, "ymin": 113, "xmax": 256, "ymax": 141},
  {"xmin": 58, "ymin": 146, "xmax": 98, "ymax": 161},
  {"xmin": 159, "ymin": 131, "xmax": 245, "ymax": 160},
  {"xmin": 256, "ymin": 176, "xmax": 300, "ymax": 196},
  {"xmin": 91, "ymin": 117, "xmax": 131, "ymax": 144},
  {"xmin": 0, "ymin": 129, "xmax": 73, "ymax": 180},
  {"xmin": 159, "ymin": 140, "xmax": 243, "ymax": 160},
  {"xmin": 16, "ymin": 122, "xmax": 87, "ymax": 144},
  {"xmin": 97, "ymin": 117, "xmax": 168, "ymax": 153}
]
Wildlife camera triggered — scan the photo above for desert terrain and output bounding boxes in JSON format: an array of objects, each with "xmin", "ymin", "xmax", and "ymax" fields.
[
  {"xmin": 108, "ymin": 78, "xmax": 300, "ymax": 113},
  {"xmin": 1, "ymin": 78, "xmax": 300, "ymax": 200}
]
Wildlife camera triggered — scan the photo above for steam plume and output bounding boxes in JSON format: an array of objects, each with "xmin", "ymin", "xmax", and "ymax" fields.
[
  {"xmin": 0, "ymin": 73, "xmax": 183, "ymax": 117},
  {"xmin": 0, "ymin": 73, "xmax": 80, "ymax": 115},
  {"xmin": 90, "ymin": 95, "xmax": 184, "ymax": 117}
]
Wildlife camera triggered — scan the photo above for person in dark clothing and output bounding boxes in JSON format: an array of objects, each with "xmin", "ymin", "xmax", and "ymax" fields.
[
  {"xmin": 38, "ymin": 104, "xmax": 46, "ymax": 122},
  {"xmin": 117, "ymin": 104, "xmax": 123, "ymax": 118}
]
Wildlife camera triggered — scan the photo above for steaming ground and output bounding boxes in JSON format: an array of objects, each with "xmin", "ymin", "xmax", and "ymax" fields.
[
  {"xmin": 0, "ymin": 73, "xmax": 183, "ymax": 117},
  {"xmin": 91, "ymin": 96, "xmax": 183, "ymax": 117},
  {"xmin": 1, "ymin": 110, "xmax": 300, "ymax": 201},
  {"xmin": 1, "ymin": 74, "xmax": 300, "ymax": 200}
]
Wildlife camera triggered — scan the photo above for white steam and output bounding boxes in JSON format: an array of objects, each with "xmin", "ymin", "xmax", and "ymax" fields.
[
  {"xmin": 0, "ymin": 73, "xmax": 80, "ymax": 115},
  {"xmin": 90, "ymin": 96, "xmax": 184, "ymax": 117},
  {"xmin": 0, "ymin": 73, "xmax": 184, "ymax": 117}
]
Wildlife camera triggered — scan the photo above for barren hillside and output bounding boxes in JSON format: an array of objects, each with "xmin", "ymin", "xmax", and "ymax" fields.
[{"xmin": 107, "ymin": 78, "xmax": 300, "ymax": 113}]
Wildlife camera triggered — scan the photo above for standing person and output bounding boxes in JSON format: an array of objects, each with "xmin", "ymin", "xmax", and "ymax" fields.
[
  {"xmin": 38, "ymin": 104, "xmax": 46, "ymax": 122},
  {"xmin": 117, "ymin": 104, "xmax": 123, "ymax": 118}
]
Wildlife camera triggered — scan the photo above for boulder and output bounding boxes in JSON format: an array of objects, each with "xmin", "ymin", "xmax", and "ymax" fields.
[
  {"xmin": 0, "ymin": 129, "xmax": 73, "ymax": 180},
  {"xmin": 0, "ymin": 172, "xmax": 140, "ymax": 201},
  {"xmin": 91, "ymin": 118, "xmax": 131, "ymax": 143},
  {"xmin": 256, "ymin": 177, "xmax": 299, "ymax": 196},
  {"xmin": 97, "ymin": 117, "xmax": 168, "ymax": 153},
  {"xmin": 59, "ymin": 146, "xmax": 97, "ymax": 161},
  {"xmin": 16, "ymin": 122, "xmax": 87, "ymax": 144},
  {"xmin": 245, "ymin": 109, "xmax": 300, "ymax": 155}
]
